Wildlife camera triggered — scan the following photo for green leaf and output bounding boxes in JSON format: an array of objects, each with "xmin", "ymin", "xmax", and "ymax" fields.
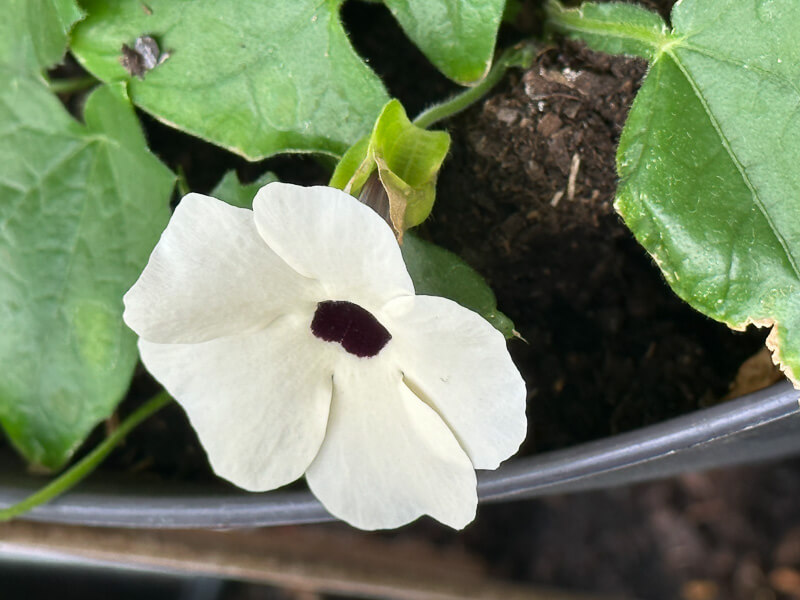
[
  {"xmin": 384, "ymin": 0, "xmax": 506, "ymax": 84},
  {"xmin": 330, "ymin": 135, "xmax": 371, "ymax": 192},
  {"xmin": 70, "ymin": 0, "xmax": 389, "ymax": 160},
  {"xmin": 402, "ymin": 234, "xmax": 516, "ymax": 338},
  {"xmin": 211, "ymin": 171, "xmax": 279, "ymax": 209},
  {"xmin": 331, "ymin": 99, "xmax": 450, "ymax": 235},
  {"xmin": 544, "ymin": 0, "xmax": 671, "ymax": 61},
  {"xmin": 549, "ymin": 0, "xmax": 800, "ymax": 384},
  {"xmin": 0, "ymin": 77, "xmax": 174, "ymax": 469},
  {"xmin": 1, "ymin": 0, "xmax": 84, "ymax": 73}
]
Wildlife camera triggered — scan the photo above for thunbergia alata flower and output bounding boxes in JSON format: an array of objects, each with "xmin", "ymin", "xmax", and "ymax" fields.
[{"xmin": 123, "ymin": 182, "xmax": 526, "ymax": 530}]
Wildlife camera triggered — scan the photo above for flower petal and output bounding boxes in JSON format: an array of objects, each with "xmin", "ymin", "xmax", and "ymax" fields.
[
  {"xmin": 139, "ymin": 313, "xmax": 334, "ymax": 491},
  {"xmin": 384, "ymin": 296, "xmax": 527, "ymax": 470},
  {"xmin": 305, "ymin": 354, "xmax": 477, "ymax": 530},
  {"xmin": 252, "ymin": 182, "xmax": 414, "ymax": 312},
  {"xmin": 124, "ymin": 193, "xmax": 323, "ymax": 344}
]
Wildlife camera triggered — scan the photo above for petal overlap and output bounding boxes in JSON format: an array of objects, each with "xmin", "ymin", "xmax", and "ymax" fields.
[
  {"xmin": 124, "ymin": 193, "xmax": 323, "ymax": 344},
  {"xmin": 384, "ymin": 295, "xmax": 527, "ymax": 470},
  {"xmin": 306, "ymin": 353, "xmax": 477, "ymax": 530},
  {"xmin": 252, "ymin": 184, "xmax": 414, "ymax": 312},
  {"xmin": 139, "ymin": 313, "xmax": 335, "ymax": 491}
]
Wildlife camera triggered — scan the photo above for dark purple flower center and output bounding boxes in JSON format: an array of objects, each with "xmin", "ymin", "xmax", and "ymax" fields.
[{"xmin": 310, "ymin": 300, "xmax": 391, "ymax": 358}]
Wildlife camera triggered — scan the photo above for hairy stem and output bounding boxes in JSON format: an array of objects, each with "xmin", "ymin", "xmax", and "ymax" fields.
[
  {"xmin": 413, "ymin": 43, "xmax": 535, "ymax": 130},
  {"xmin": 45, "ymin": 75, "xmax": 99, "ymax": 95},
  {"xmin": 544, "ymin": 0, "xmax": 673, "ymax": 59},
  {"xmin": 176, "ymin": 165, "xmax": 191, "ymax": 197},
  {"xmin": 0, "ymin": 391, "xmax": 172, "ymax": 522}
]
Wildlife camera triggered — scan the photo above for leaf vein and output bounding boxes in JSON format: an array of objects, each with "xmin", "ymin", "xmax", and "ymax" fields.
[{"xmin": 666, "ymin": 50, "xmax": 800, "ymax": 285}]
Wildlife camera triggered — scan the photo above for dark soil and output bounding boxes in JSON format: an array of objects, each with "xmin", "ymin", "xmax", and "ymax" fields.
[
  {"xmin": 430, "ymin": 40, "xmax": 766, "ymax": 454},
  {"xmin": 8, "ymin": 2, "xmax": 796, "ymax": 599},
  {"xmin": 40, "ymin": 0, "xmax": 771, "ymax": 479},
  {"xmin": 106, "ymin": 3, "xmax": 768, "ymax": 478},
  {"xmin": 96, "ymin": 3, "xmax": 770, "ymax": 482}
]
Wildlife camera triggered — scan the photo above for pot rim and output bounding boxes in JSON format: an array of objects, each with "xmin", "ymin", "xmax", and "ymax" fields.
[{"xmin": 1, "ymin": 380, "xmax": 798, "ymax": 528}]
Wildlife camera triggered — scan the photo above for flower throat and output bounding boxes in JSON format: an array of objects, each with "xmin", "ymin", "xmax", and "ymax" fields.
[{"xmin": 311, "ymin": 300, "xmax": 391, "ymax": 358}]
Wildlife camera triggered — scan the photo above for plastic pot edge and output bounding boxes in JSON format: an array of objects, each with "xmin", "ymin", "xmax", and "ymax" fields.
[{"xmin": 0, "ymin": 380, "xmax": 797, "ymax": 528}]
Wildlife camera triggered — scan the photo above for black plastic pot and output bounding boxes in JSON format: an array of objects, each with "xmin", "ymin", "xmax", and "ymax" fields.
[{"xmin": 1, "ymin": 380, "xmax": 798, "ymax": 528}]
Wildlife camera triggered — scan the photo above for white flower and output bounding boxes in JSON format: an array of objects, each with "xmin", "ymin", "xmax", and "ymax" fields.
[{"xmin": 123, "ymin": 182, "xmax": 526, "ymax": 530}]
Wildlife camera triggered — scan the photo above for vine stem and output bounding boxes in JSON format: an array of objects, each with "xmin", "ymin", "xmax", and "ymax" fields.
[
  {"xmin": 176, "ymin": 165, "xmax": 191, "ymax": 197},
  {"xmin": 412, "ymin": 42, "xmax": 535, "ymax": 130},
  {"xmin": 0, "ymin": 391, "xmax": 172, "ymax": 522},
  {"xmin": 45, "ymin": 75, "xmax": 99, "ymax": 95},
  {"xmin": 543, "ymin": 0, "xmax": 672, "ymax": 58}
]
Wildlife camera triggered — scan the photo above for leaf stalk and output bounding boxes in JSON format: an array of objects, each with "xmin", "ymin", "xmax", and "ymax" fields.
[
  {"xmin": 543, "ymin": 0, "xmax": 672, "ymax": 59},
  {"xmin": 0, "ymin": 391, "xmax": 172, "ymax": 522},
  {"xmin": 44, "ymin": 75, "xmax": 99, "ymax": 95},
  {"xmin": 412, "ymin": 43, "xmax": 535, "ymax": 130}
]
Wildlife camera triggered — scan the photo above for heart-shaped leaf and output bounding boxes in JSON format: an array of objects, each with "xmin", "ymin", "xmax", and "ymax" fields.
[
  {"xmin": 70, "ymin": 0, "xmax": 390, "ymax": 160},
  {"xmin": 549, "ymin": 0, "xmax": 800, "ymax": 384},
  {"xmin": 383, "ymin": 0, "xmax": 506, "ymax": 84},
  {"xmin": 0, "ymin": 77, "xmax": 173, "ymax": 469}
]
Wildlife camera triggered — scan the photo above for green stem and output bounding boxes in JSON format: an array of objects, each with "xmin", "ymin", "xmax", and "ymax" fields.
[
  {"xmin": 412, "ymin": 43, "xmax": 536, "ymax": 130},
  {"xmin": 502, "ymin": 0, "xmax": 523, "ymax": 25},
  {"xmin": 544, "ymin": 0, "xmax": 672, "ymax": 59},
  {"xmin": 0, "ymin": 391, "xmax": 172, "ymax": 522},
  {"xmin": 45, "ymin": 75, "xmax": 98, "ymax": 95},
  {"xmin": 176, "ymin": 165, "xmax": 191, "ymax": 197}
]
